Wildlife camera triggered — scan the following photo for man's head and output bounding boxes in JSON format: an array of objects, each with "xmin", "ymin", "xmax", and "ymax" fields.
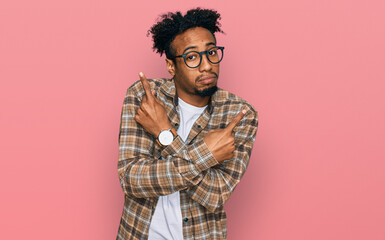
[{"xmin": 148, "ymin": 8, "xmax": 224, "ymax": 104}]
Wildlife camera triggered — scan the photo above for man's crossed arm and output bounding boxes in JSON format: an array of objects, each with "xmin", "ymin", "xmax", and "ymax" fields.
[
  {"xmin": 135, "ymin": 72, "xmax": 246, "ymax": 163},
  {"xmin": 118, "ymin": 72, "xmax": 258, "ymax": 212}
]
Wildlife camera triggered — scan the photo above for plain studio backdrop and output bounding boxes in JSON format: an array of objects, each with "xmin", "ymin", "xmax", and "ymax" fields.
[{"xmin": 1, "ymin": 0, "xmax": 384, "ymax": 239}]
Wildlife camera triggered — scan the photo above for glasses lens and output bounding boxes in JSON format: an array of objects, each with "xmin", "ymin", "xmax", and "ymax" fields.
[
  {"xmin": 207, "ymin": 47, "xmax": 223, "ymax": 64},
  {"xmin": 185, "ymin": 52, "xmax": 201, "ymax": 68}
]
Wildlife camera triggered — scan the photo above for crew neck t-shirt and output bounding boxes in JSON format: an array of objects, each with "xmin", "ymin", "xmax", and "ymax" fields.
[{"xmin": 148, "ymin": 98, "xmax": 207, "ymax": 240}]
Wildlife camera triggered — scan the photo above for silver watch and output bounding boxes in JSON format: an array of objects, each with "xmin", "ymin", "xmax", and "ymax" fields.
[{"xmin": 157, "ymin": 128, "xmax": 176, "ymax": 146}]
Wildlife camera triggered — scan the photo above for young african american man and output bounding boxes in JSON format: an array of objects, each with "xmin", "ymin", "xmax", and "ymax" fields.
[{"xmin": 116, "ymin": 8, "xmax": 259, "ymax": 240}]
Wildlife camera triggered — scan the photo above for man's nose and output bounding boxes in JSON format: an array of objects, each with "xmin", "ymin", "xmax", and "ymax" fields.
[{"xmin": 198, "ymin": 53, "xmax": 212, "ymax": 72}]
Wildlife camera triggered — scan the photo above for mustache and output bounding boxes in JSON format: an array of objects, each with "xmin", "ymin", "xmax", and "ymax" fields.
[{"xmin": 196, "ymin": 72, "xmax": 218, "ymax": 82}]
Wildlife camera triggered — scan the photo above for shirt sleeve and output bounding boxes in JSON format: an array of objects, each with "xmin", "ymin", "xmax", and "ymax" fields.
[
  {"xmin": 117, "ymin": 87, "xmax": 219, "ymax": 198},
  {"xmin": 184, "ymin": 108, "xmax": 258, "ymax": 212}
]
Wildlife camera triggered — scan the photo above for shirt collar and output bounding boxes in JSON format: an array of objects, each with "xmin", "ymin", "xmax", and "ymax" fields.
[{"xmin": 160, "ymin": 78, "xmax": 221, "ymax": 114}]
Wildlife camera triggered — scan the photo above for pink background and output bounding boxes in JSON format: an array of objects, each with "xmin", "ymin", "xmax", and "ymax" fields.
[{"xmin": 1, "ymin": 0, "xmax": 384, "ymax": 239}]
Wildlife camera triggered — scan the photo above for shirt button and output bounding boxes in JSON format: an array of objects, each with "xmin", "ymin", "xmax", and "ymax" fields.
[
  {"xmin": 157, "ymin": 149, "xmax": 161, "ymax": 153},
  {"xmin": 184, "ymin": 218, "xmax": 188, "ymax": 222},
  {"xmin": 197, "ymin": 125, "xmax": 201, "ymax": 129},
  {"xmin": 174, "ymin": 123, "xmax": 179, "ymax": 126}
]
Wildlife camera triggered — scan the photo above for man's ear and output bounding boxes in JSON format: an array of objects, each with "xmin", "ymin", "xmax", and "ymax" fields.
[{"xmin": 166, "ymin": 58, "xmax": 175, "ymax": 77}]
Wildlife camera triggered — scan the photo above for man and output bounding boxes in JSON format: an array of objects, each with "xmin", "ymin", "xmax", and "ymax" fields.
[{"xmin": 117, "ymin": 8, "xmax": 258, "ymax": 240}]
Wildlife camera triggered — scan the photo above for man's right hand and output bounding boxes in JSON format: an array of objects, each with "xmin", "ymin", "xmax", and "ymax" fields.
[
  {"xmin": 134, "ymin": 72, "xmax": 172, "ymax": 137},
  {"xmin": 203, "ymin": 109, "xmax": 247, "ymax": 163}
]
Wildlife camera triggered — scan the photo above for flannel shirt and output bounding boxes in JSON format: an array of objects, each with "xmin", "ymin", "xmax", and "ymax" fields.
[{"xmin": 116, "ymin": 78, "xmax": 258, "ymax": 240}]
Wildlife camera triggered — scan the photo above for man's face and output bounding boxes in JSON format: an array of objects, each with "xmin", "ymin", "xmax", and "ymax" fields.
[{"xmin": 167, "ymin": 27, "xmax": 220, "ymax": 102}]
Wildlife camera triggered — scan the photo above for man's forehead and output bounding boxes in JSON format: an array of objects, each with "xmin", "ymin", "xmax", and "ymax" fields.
[{"xmin": 172, "ymin": 27, "xmax": 216, "ymax": 53}]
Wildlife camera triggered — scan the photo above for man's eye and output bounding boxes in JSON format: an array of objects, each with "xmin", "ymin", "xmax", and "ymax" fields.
[
  {"xmin": 208, "ymin": 50, "xmax": 217, "ymax": 56},
  {"xmin": 186, "ymin": 55, "xmax": 197, "ymax": 61}
]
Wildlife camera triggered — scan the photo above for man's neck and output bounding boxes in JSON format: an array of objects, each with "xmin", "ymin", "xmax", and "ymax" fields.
[{"xmin": 177, "ymin": 92, "xmax": 210, "ymax": 107}]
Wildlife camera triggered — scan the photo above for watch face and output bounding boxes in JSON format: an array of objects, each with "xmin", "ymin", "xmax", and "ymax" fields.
[{"xmin": 159, "ymin": 130, "xmax": 173, "ymax": 146}]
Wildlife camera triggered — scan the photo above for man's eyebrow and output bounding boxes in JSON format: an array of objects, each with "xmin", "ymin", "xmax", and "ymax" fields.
[
  {"xmin": 182, "ymin": 46, "xmax": 197, "ymax": 54},
  {"xmin": 182, "ymin": 42, "xmax": 217, "ymax": 54}
]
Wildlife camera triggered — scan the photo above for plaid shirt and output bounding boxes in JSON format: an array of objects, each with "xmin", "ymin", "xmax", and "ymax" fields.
[{"xmin": 116, "ymin": 78, "xmax": 258, "ymax": 240}]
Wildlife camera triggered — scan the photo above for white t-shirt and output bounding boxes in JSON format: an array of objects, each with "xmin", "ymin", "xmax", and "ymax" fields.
[{"xmin": 148, "ymin": 98, "xmax": 207, "ymax": 240}]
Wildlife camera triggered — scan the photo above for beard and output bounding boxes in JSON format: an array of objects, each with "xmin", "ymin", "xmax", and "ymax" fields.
[
  {"xmin": 195, "ymin": 85, "xmax": 218, "ymax": 97},
  {"xmin": 192, "ymin": 71, "xmax": 219, "ymax": 97}
]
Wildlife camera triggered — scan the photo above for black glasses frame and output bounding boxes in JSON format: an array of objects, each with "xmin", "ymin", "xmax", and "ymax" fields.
[{"xmin": 173, "ymin": 46, "xmax": 225, "ymax": 69}]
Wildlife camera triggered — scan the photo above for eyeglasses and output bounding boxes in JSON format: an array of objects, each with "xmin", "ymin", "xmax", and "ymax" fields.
[{"xmin": 173, "ymin": 46, "xmax": 224, "ymax": 68}]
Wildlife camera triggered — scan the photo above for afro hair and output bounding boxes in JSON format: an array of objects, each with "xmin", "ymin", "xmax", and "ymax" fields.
[{"xmin": 147, "ymin": 8, "xmax": 224, "ymax": 59}]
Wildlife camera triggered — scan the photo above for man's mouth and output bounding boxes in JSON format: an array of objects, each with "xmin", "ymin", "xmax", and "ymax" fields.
[{"xmin": 197, "ymin": 75, "xmax": 217, "ymax": 85}]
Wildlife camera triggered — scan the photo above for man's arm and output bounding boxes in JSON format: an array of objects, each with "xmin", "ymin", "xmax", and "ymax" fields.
[
  {"xmin": 118, "ymin": 80, "xmax": 219, "ymax": 198},
  {"xmin": 118, "ymin": 73, "xmax": 257, "ymax": 204},
  {"xmin": 184, "ymin": 109, "xmax": 258, "ymax": 212}
]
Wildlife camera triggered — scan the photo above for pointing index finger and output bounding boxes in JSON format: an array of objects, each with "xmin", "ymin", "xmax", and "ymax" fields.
[
  {"xmin": 225, "ymin": 109, "xmax": 247, "ymax": 132},
  {"xmin": 139, "ymin": 72, "xmax": 153, "ymax": 100}
]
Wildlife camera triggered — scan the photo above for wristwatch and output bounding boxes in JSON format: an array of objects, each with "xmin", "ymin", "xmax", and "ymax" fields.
[{"xmin": 156, "ymin": 128, "xmax": 178, "ymax": 147}]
